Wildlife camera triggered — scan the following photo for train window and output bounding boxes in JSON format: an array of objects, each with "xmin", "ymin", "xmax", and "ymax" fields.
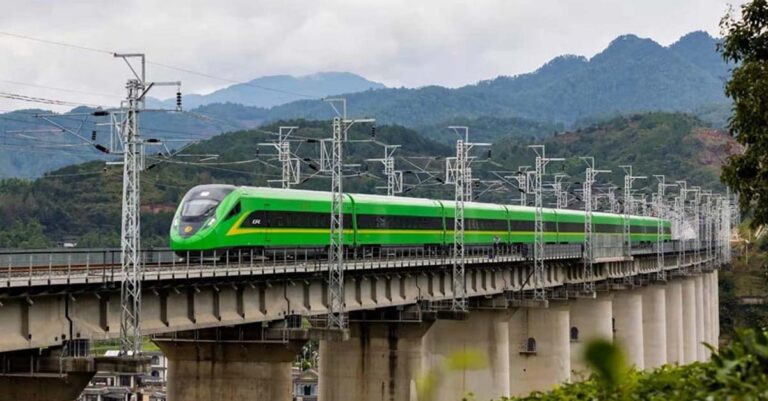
[
  {"xmin": 225, "ymin": 202, "xmax": 241, "ymax": 220},
  {"xmin": 246, "ymin": 211, "xmax": 352, "ymax": 229},
  {"xmin": 510, "ymin": 220, "xmax": 535, "ymax": 231},
  {"xmin": 357, "ymin": 214, "xmax": 442, "ymax": 230},
  {"xmin": 181, "ymin": 199, "xmax": 219, "ymax": 218}
]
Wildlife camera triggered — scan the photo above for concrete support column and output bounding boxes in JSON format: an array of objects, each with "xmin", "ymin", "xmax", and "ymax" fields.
[
  {"xmin": 319, "ymin": 322, "xmax": 432, "ymax": 401},
  {"xmin": 508, "ymin": 303, "xmax": 570, "ymax": 396},
  {"xmin": 681, "ymin": 278, "xmax": 698, "ymax": 363},
  {"xmin": 702, "ymin": 273, "xmax": 712, "ymax": 359},
  {"xmin": 641, "ymin": 286, "xmax": 667, "ymax": 369},
  {"xmin": 713, "ymin": 270, "xmax": 720, "ymax": 347},
  {"xmin": 665, "ymin": 280, "xmax": 684, "ymax": 364},
  {"xmin": 569, "ymin": 295, "xmax": 613, "ymax": 380},
  {"xmin": 694, "ymin": 275, "xmax": 706, "ymax": 361},
  {"xmin": 612, "ymin": 291, "xmax": 644, "ymax": 369},
  {"xmin": 157, "ymin": 341, "xmax": 303, "ymax": 401},
  {"xmin": 424, "ymin": 310, "xmax": 511, "ymax": 401}
]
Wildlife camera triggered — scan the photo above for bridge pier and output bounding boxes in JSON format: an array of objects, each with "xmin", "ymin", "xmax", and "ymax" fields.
[
  {"xmin": 694, "ymin": 275, "xmax": 706, "ymax": 361},
  {"xmin": 612, "ymin": 290, "xmax": 644, "ymax": 369},
  {"xmin": 702, "ymin": 273, "xmax": 712, "ymax": 359},
  {"xmin": 425, "ymin": 310, "xmax": 511, "ymax": 400},
  {"xmin": 665, "ymin": 280, "xmax": 685, "ymax": 364},
  {"xmin": 155, "ymin": 327, "xmax": 305, "ymax": 401},
  {"xmin": 681, "ymin": 278, "xmax": 698, "ymax": 363},
  {"xmin": 318, "ymin": 321, "xmax": 432, "ymax": 401},
  {"xmin": 569, "ymin": 295, "xmax": 613, "ymax": 379},
  {"xmin": 508, "ymin": 303, "xmax": 571, "ymax": 396},
  {"xmin": 712, "ymin": 271, "xmax": 720, "ymax": 346},
  {"xmin": 641, "ymin": 285, "xmax": 667, "ymax": 368}
]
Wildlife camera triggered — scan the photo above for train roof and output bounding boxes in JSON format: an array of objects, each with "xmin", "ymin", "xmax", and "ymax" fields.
[{"xmin": 216, "ymin": 186, "xmax": 668, "ymax": 221}]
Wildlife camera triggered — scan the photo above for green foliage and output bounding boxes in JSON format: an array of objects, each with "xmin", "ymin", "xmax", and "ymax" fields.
[
  {"xmin": 719, "ymin": 0, "xmax": 768, "ymax": 227},
  {"xmin": 0, "ymin": 113, "xmax": 731, "ymax": 249},
  {"xmin": 583, "ymin": 340, "xmax": 627, "ymax": 392},
  {"xmin": 0, "ymin": 219, "xmax": 49, "ymax": 249},
  {"xmin": 502, "ymin": 329, "xmax": 768, "ymax": 401}
]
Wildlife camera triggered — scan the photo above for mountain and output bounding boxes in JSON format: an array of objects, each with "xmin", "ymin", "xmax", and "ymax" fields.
[
  {"xmin": 149, "ymin": 72, "xmax": 386, "ymax": 109},
  {"xmin": 0, "ymin": 107, "xmax": 244, "ymax": 178},
  {"xmin": 0, "ymin": 112, "xmax": 736, "ymax": 248},
  {"xmin": 261, "ymin": 32, "xmax": 732, "ymax": 127},
  {"xmin": 0, "ymin": 31, "xmax": 733, "ymax": 179}
]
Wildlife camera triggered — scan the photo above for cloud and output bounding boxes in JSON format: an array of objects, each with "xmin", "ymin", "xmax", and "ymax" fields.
[{"xmin": 0, "ymin": 0, "xmax": 740, "ymax": 111}]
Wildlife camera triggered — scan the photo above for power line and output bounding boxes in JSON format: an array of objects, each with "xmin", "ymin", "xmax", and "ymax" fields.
[
  {"xmin": 0, "ymin": 91, "xmax": 106, "ymax": 108},
  {"xmin": 0, "ymin": 31, "xmax": 114, "ymax": 55},
  {"xmin": 0, "ymin": 79, "xmax": 120, "ymax": 98},
  {"xmin": 0, "ymin": 31, "xmax": 319, "ymax": 100}
]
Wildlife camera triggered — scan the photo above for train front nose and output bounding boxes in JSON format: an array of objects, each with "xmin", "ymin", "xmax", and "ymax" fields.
[{"xmin": 175, "ymin": 198, "xmax": 221, "ymax": 238}]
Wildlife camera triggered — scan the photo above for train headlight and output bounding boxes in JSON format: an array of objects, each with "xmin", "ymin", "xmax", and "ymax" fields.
[
  {"xmin": 172, "ymin": 218, "xmax": 179, "ymax": 229},
  {"xmin": 206, "ymin": 218, "xmax": 217, "ymax": 227}
]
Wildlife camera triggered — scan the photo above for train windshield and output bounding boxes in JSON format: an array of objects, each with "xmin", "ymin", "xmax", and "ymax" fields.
[{"xmin": 181, "ymin": 199, "xmax": 219, "ymax": 218}]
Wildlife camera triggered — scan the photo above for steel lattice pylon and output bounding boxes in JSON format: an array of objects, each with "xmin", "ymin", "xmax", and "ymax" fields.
[
  {"xmin": 118, "ymin": 76, "xmax": 143, "ymax": 356},
  {"xmin": 112, "ymin": 53, "xmax": 180, "ymax": 356},
  {"xmin": 324, "ymin": 98, "xmax": 374, "ymax": 329},
  {"xmin": 328, "ymin": 115, "xmax": 346, "ymax": 329},
  {"xmin": 452, "ymin": 138, "xmax": 467, "ymax": 311},
  {"xmin": 653, "ymin": 175, "xmax": 673, "ymax": 282},
  {"xmin": 528, "ymin": 146, "xmax": 562, "ymax": 302},
  {"xmin": 581, "ymin": 158, "xmax": 609, "ymax": 294},
  {"xmin": 445, "ymin": 127, "xmax": 488, "ymax": 311}
]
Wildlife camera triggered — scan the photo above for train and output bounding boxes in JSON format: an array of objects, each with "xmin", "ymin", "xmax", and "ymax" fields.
[{"xmin": 169, "ymin": 184, "xmax": 672, "ymax": 256}]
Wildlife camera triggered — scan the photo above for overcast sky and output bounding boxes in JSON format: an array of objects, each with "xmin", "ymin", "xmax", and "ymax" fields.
[{"xmin": 0, "ymin": 0, "xmax": 743, "ymax": 111}]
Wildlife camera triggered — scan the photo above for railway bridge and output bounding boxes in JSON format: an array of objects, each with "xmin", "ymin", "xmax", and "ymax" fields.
[{"xmin": 0, "ymin": 240, "xmax": 728, "ymax": 401}]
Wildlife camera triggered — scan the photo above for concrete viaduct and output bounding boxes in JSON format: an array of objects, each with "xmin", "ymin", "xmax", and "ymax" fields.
[{"xmin": 0, "ymin": 244, "xmax": 723, "ymax": 401}]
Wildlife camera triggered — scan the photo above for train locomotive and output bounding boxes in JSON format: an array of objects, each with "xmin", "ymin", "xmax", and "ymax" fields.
[{"xmin": 170, "ymin": 184, "xmax": 672, "ymax": 258}]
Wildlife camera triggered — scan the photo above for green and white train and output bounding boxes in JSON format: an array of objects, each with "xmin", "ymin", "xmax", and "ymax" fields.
[{"xmin": 170, "ymin": 184, "xmax": 672, "ymax": 257}]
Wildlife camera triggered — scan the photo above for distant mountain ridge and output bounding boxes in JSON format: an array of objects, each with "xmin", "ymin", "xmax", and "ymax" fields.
[
  {"xmin": 149, "ymin": 71, "xmax": 386, "ymax": 109},
  {"xmin": 262, "ymin": 31, "xmax": 732, "ymax": 126},
  {"xmin": 0, "ymin": 31, "xmax": 733, "ymax": 179}
]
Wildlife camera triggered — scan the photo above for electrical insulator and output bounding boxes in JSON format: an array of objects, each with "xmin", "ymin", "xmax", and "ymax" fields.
[
  {"xmin": 371, "ymin": 125, "xmax": 376, "ymax": 138},
  {"xmin": 91, "ymin": 131, "xmax": 97, "ymax": 141},
  {"xmin": 176, "ymin": 91, "xmax": 182, "ymax": 109},
  {"xmin": 487, "ymin": 149, "xmax": 492, "ymax": 159}
]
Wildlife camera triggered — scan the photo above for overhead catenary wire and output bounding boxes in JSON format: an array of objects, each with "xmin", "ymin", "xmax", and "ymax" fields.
[{"xmin": 0, "ymin": 31, "xmax": 320, "ymax": 100}]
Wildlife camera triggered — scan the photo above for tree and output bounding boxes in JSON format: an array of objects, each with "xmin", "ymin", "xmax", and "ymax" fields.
[{"xmin": 719, "ymin": 0, "xmax": 768, "ymax": 226}]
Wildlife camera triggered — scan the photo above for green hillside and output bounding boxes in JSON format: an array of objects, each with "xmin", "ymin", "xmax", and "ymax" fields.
[{"xmin": 0, "ymin": 112, "xmax": 734, "ymax": 249}]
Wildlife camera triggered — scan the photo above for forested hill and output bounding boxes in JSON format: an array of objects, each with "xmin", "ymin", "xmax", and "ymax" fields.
[
  {"xmin": 0, "ymin": 31, "xmax": 731, "ymax": 180},
  {"xmin": 0, "ymin": 112, "xmax": 735, "ymax": 249},
  {"xmin": 264, "ymin": 31, "xmax": 732, "ymax": 126}
]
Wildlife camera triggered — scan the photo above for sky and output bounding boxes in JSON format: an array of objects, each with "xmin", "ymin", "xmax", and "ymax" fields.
[{"xmin": 0, "ymin": 0, "xmax": 744, "ymax": 111}]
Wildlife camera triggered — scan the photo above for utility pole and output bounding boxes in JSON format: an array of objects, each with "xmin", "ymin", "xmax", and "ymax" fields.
[
  {"xmin": 445, "ymin": 126, "xmax": 489, "ymax": 311},
  {"xmin": 690, "ymin": 186, "xmax": 702, "ymax": 272},
  {"xmin": 112, "ymin": 53, "xmax": 180, "ymax": 356},
  {"xmin": 324, "ymin": 98, "xmax": 374, "ymax": 330},
  {"xmin": 553, "ymin": 173, "xmax": 569, "ymax": 209},
  {"xmin": 581, "ymin": 157, "xmax": 610, "ymax": 294},
  {"xmin": 653, "ymin": 175, "xmax": 675, "ymax": 281},
  {"xmin": 367, "ymin": 145, "xmax": 403, "ymax": 196},
  {"xmin": 260, "ymin": 126, "xmax": 300, "ymax": 189},
  {"xmin": 505, "ymin": 166, "xmax": 531, "ymax": 206},
  {"xmin": 620, "ymin": 166, "xmax": 645, "ymax": 259},
  {"xmin": 528, "ymin": 145, "xmax": 563, "ymax": 302}
]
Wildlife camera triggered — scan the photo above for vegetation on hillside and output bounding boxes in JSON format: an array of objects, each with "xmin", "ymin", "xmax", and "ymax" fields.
[
  {"xmin": 495, "ymin": 329, "xmax": 768, "ymax": 401},
  {"xmin": 719, "ymin": 0, "xmax": 768, "ymax": 228},
  {"xmin": 0, "ymin": 113, "xmax": 734, "ymax": 249}
]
